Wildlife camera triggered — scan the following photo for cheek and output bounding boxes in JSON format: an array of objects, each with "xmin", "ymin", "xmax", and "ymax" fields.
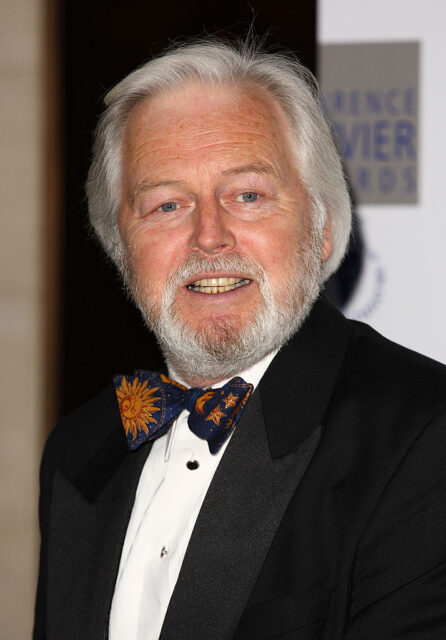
[
  {"xmin": 242, "ymin": 223, "xmax": 301, "ymax": 277},
  {"xmin": 128, "ymin": 232, "xmax": 185, "ymax": 298},
  {"xmin": 132, "ymin": 251, "xmax": 165, "ymax": 299}
]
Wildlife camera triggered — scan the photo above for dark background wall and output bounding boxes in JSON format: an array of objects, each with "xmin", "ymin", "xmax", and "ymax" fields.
[{"xmin": 58, "ymin": 0, "xmax": 317, "ymax": 417}]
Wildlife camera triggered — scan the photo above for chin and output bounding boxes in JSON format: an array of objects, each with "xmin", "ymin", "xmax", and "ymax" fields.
[{"xmin": 151, "ymin": 282, "xmax": 318, "ymax": 385}]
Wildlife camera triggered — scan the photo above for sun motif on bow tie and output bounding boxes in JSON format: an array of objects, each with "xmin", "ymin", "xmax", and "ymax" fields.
[{"xmin": 116, "ymin": 377, "xmax": 161, "ymax": 440}]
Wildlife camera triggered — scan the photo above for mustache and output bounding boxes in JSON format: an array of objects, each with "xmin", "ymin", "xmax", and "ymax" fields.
[{"xmin": 164, "ymin": 253, "xmax": 267, "ymax": 289}]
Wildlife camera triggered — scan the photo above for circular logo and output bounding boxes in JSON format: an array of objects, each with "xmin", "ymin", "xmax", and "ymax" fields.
[{"xmin": 343, "ymin": 249, "xmax": 386, "ymax": 320}]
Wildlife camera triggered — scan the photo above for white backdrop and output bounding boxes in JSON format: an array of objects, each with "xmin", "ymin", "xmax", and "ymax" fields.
[{"xmin": 318, "ymin": 0, "xmax": 446, "ymax": 364}]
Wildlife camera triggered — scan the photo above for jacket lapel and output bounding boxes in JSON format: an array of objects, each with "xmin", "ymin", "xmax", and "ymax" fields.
[
  {"xmin": 160, "ymin": 298, "xmax": 352, "ymax": 640},
  {"xmin": 261, "ymin": 296, "xmax": 352, "ymax": 457},
  {"xmin": 46, "ymin": 391, "xmax": 153, "ymax": 640},
  {"xmin": 160, "ymin": 390, "xmax": 322, "ymax": 640}
]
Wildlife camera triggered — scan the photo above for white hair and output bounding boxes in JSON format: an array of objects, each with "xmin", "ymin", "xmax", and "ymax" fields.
[{"xmin": 86, "ymin": 38, "xmax": 351, "ymax": 280}]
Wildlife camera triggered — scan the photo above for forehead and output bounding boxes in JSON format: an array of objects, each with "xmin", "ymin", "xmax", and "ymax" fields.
[{"xmin": 121, "ymin": 81, "xmax": 294, "ymax": 165}]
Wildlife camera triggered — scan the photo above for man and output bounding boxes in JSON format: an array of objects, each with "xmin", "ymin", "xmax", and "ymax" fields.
[{"xmin": 34, "ymin": 40, "xmax": 446, "ymax": 639}]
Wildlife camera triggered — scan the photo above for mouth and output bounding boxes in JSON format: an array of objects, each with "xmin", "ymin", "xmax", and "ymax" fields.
[{"xmin": 186, "ymin": 276, "xmax": 252, "ymax": 294}]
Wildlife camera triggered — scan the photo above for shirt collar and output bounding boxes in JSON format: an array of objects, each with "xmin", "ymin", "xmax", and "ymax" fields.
[{"xmin": 167, "ymin": 348, "xmax": 279, "ymax": 392}]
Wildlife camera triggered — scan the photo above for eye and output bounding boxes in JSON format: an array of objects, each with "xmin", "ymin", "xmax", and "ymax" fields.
[
  {"xmin": 158, "ymin": 202, "xmax": 179, "ymax": 213},
  {"xmin": 235, "ymin": 192, "xmax": 259, "ymax": 203}
]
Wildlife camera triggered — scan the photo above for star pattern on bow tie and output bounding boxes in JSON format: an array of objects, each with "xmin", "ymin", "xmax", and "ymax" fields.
[
  {"xmin": 206, "ymin": 406, "xmax": 226, "ymax": 425},
  {"xmin": 223, "ymin": 392, "xmax": 238, "ymax": 409}
]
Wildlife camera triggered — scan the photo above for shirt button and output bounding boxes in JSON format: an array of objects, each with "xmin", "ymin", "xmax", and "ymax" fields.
[
  {"xmin": 186, "ymin": 459, "xmax": 199, "ymax": 470},
  {"xmin": 160, "ymin": 546, "xmax": 169, "ymax": 558}
]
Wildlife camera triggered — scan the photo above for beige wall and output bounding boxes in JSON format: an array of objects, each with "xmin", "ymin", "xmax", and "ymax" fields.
[{"xmin": 0, "ymin": 0, "xmax": 44, "ymax": 636}]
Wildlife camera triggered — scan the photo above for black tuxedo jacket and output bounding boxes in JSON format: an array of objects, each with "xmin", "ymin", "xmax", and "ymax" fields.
[{"xmin": 34, "ymin": 298, "xmax": 446, "ymax": 639}]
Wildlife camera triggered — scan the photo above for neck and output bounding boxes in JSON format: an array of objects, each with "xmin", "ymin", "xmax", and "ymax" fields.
[
  {"xmin": 168, "ymin": 366, "xmax": 234, "ymax": 388},
  {"xmin": 166, "ymin": 347, "xmax": 279, "ymax": 390}
]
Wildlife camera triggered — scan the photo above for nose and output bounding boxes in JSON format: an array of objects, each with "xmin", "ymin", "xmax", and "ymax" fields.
[{"xmin": 188, "ymin": 198, "xmax": 235, "ymax": 256}]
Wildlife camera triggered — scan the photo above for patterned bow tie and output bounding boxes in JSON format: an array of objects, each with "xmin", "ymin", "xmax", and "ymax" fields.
[{"xmin": 113, "ymin": 371, "xmax": 253, "ymax": 454}]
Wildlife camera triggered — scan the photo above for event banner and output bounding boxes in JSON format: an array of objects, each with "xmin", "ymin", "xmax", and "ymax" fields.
[{"xmin": 318, "ymin": 0, "xmax": 446, "ymax": 364}]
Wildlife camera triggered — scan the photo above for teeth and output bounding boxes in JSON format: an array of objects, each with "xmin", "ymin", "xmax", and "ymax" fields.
[{"xmin": 187, "ymin": 277, "xmax": 251, "ymax": 294}]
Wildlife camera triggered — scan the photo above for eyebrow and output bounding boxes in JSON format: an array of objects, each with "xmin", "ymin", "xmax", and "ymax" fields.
[
  {"xmin": 222, "ymin": 163, "xmax": 275, "ymax": 177},
  {"xmin": 130, "ymin": 163, "xmax": 276, "ymax": 206},
  {"xmin": 130, "ymin": 180, "xmax": 186, "ymax": 207}
]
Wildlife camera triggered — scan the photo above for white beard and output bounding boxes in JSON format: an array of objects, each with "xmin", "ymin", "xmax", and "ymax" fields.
[{"xmin": 122, "ymin": 225, "xmax": 323, "ymax": 386}]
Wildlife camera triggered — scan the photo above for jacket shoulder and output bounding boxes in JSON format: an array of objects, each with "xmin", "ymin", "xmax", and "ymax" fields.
[
  {"xmin": 343, "ymin": 318, "xmax": 446, "ymax": 419},
  {"xmin": 350, "ymin": 318, "xmax": 446, "ymax": 376}
]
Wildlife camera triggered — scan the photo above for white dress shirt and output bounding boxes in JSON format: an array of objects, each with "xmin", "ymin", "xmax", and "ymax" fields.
[{"xmin": 109, "ymin": 350, "xmax": 278, "ymax": 640}]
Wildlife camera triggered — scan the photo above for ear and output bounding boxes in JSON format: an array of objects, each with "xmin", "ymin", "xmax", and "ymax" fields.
[{"xmin": 321, "ymin": 216, "xmax": 333, "ymax": 263}]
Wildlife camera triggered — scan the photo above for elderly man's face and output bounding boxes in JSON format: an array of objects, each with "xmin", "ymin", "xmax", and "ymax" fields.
[{"xmin": 118, "ymin": 82, "xmax": 331, "ymax": 384}]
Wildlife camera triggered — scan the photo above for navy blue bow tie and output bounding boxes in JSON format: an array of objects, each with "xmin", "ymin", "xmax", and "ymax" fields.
[{"xmin": 113, "ymin": 371, "xmax": 253, "ymax": 454}]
